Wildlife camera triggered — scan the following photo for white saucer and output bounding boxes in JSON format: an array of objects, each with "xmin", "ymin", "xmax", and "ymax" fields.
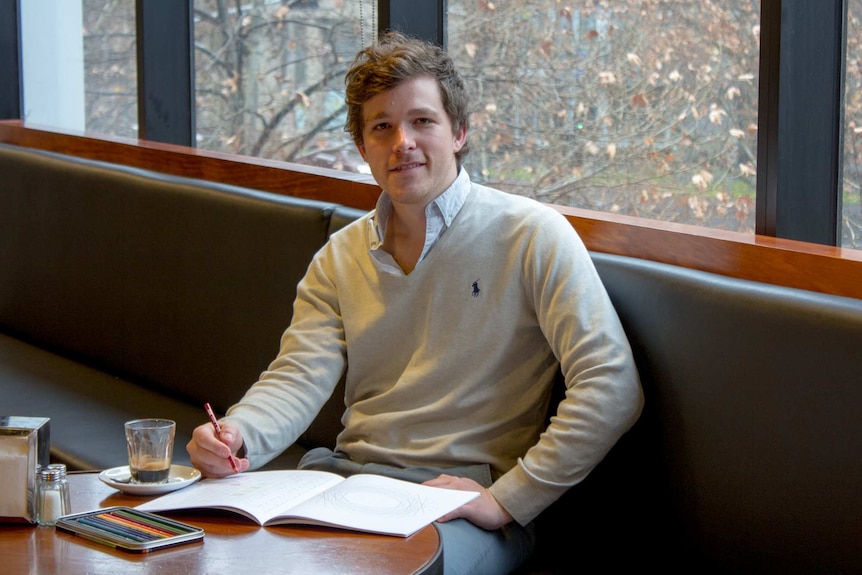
[{"xmin": 99, "ymin": 464, "xmax": 202, "ymax": 496}]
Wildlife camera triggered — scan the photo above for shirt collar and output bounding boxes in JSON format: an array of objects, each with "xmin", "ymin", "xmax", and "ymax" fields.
[
  {"xmin": 432, "ymin": 167, "xmax": 472, "ymax": 227},
  {"xmin": 371, "ymin": 168, "xmax": 471, "ymax": 244}
]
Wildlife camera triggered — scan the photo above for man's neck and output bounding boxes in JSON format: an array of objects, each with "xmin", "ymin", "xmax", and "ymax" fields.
[{"xmin": 382, "ymin": 204, "xmax": 427, "ymax": 274}]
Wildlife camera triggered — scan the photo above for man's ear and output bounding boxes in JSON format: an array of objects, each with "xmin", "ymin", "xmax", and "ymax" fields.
[
  {"xmin": 357, "ymin": 142, "xmax": 367, "ymax": 161},
  {"xmin": 453, "ymin": 124, "xmax": 467, "ymax": 153}
]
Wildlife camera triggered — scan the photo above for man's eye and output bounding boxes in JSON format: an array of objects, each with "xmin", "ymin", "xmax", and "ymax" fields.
[{"xmin": 372, "ymin": 122, "xmax": 390, "ymax": 131}]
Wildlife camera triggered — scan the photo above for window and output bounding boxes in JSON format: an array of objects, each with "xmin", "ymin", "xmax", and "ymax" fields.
[
  {"xmin": 447, "ymin": 0, "xmax": 760, "ymax": 232},
  {"xmin": 844, "ymin": 0, "xmax": 862, "ymax": 249},
  {"xmin": 193, "ymin": 0, "xmax": 374, "ymax": 172},
  {"xmin": 4, "ymin": 1, "xmax": 857, "ymax": 250},
  {"xmin": 83, "ymin": 0, "xmax": 137, "ymax": 138}
]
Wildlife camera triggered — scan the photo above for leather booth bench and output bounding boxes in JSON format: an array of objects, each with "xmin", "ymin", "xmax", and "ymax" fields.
[
  {"xmin": 0, "ymin": 142, "xmax": 364, "ymax": 471},
  {"xmin": 526, "ymin": 252, "xmax": 862, "ymax": 574},
  {"xmin": 2, "ymin": 142, "xmax": 861, "ymax": 573}
]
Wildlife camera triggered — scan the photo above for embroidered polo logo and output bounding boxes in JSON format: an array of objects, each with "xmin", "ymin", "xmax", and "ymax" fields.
[{"xmin": 472, "ymin": 279, "xmax": 480, "ymax": 297}]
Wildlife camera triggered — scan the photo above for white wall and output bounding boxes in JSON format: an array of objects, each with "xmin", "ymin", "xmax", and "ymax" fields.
[{"xmin": 21, "ymin": 0, "xmax": 85, "ymax": 131}]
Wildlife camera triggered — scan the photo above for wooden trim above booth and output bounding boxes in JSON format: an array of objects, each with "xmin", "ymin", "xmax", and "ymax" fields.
[{"xmin": 3, "ymin": 120, "xmax": 862, "ymax": 300}]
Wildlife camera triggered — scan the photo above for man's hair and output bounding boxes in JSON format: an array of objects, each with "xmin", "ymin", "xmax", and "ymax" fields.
[{"xmin": 344, "ymin": 32, "xmax": 470, "ymax": 163}]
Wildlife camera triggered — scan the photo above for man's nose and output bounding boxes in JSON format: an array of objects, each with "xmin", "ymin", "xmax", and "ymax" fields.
[{"xmin": 393, "ymin": 126, "xmax": 416, "ymax": 152}]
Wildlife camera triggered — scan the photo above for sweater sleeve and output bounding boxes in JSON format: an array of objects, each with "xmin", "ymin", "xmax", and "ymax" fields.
[
  {"xmin": 222, "ymin": 241, "xmax": 348, "ymax": 469},
  {"xmin": 488, "ymin": 209, "xmax": 644, "ymax": 525}
]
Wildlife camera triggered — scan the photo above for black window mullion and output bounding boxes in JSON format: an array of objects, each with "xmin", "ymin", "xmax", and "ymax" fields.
[
  {"xmin": 378, "ymin": 0, "xmax": 446, "ymax": 47},
  {"xmin": 0, "ymin": 0, "xmax": 21, "ymax": 120},
  {"xmin": 135, "ymin": 0, "xmax": 194, "ymax": 146},
  {"xmin": 757, "ymin": 0, "xmax": 846, "ymax": 245},
  {"xmin": 755, "ymin": 0, "xmax": 781, "ymax": 237}
]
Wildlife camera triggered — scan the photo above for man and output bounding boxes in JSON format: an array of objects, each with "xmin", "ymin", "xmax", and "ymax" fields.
[{"xmin": 188, "ymin": 32, "xmax": 643, "ymax": 574}]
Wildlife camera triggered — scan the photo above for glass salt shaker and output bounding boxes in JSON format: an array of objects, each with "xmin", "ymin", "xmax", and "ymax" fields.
[{"xmin": 36, "ymin": 463, "xmax": 71, "ymax": 526}]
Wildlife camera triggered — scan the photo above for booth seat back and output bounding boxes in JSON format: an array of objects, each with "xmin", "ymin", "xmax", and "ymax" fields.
[
  {"xmin": 533, "ymin": 252, "xmax": 862, "ymax": 574},
  {"xmin": 0, "ymin": 143, "xmax": 346, "ymax": 414}
]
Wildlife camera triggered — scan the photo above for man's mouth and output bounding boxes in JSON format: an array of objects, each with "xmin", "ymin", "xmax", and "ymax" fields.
[{"xmin": 391, "ymin": 162, "xmax": 423, "ymax": 171}]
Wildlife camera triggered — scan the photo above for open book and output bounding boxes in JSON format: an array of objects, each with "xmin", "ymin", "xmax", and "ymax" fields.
[{"xmin": 135, "ymin": 469, "xmax": 479, "ymax": 537}]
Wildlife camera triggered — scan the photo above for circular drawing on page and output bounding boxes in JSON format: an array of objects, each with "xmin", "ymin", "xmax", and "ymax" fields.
[
  {"xmin": 322, "ymin": 486, "xmax": 423, "ymax": 516},
  {"xmin": 99, "ymin": 465, "xmax": 202, "ymax": 496}
]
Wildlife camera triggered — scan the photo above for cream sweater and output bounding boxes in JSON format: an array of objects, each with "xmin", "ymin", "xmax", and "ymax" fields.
[{"xmin": 225, "ymin": 180, "xmax": 643, "ymax": 525}]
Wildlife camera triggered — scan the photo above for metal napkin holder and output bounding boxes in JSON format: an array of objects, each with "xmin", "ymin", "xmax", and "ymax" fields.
[{"xmin": 0, "ymin": 417, "xmax": 50, "ymax": 524}]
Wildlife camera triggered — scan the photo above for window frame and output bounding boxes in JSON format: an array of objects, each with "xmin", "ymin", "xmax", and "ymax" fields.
[
  {"xmin": 0, "ymin": 0, "xmax": 21, "ymax": 120},
  {"xmin": 136, "ymin": 0, "xmax": 195, "ymax": 145},
  {"xmin": 756, "ymin": 0, "xmax": 847, "ymax": 244}
]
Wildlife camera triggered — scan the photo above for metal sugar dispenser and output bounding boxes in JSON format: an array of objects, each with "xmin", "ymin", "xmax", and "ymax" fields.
[{"xmin": 35, "ymin": 463, "xmax": 71, "ymax": 526}]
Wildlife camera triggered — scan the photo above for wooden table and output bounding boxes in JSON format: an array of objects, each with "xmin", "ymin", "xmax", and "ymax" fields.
[{"xmin": 1, "ymin": 472, "xmax": 442, "ymax": 574}]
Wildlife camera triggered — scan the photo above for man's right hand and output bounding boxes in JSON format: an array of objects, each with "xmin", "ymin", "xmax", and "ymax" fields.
[{"xmin": 187, "ymin": 421, "xmax": 250, "ymax": 477}]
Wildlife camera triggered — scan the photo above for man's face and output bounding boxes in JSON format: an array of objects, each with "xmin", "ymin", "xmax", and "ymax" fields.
[{"xmin": 358, "ymin": 75, "xmax": 467, "ymax": 209}]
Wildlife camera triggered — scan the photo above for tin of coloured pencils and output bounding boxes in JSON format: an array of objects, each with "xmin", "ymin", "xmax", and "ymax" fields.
[{"xmin": 55, "ymin": 506, "xmax": 204, "ymax": 553}]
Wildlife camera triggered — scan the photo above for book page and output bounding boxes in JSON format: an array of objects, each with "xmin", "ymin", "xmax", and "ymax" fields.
[
  {"xmin": 136, "ymin": 470, "xmax": 344, "ymax": 524},
  {"xmin": 273, "ymin": 473, "xmax": 479, "ymax": 537}
]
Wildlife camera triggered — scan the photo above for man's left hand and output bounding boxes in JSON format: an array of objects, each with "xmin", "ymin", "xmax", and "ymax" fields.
[{"xmin": 423, "ymin": 474, "xmax": 513, "ymax": 530}]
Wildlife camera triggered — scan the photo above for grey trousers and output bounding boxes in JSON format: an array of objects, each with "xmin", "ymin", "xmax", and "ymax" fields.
[{"xmin": 298, "ymin": 448, "xmax": 536, "ymax": 575}]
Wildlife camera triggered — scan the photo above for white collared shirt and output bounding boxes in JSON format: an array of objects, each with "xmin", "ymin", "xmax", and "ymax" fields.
[{"xmin": 368, "ymin": 169, "xmax": 471, "ymax": 275}]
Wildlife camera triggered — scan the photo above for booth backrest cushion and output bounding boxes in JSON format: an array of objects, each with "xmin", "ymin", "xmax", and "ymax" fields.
[
  {"xmin": 0, "ymin": 143, "xmax": 341, "ymax": 413},
  {"xmin": 544, "ymin": 252, "xmax": 862, "ymax": 573}
]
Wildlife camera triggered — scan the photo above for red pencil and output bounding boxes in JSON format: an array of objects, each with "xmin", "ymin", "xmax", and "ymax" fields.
[{"xmin": 204, "ymin": 402, "xmax": 240, "ymax": 473}]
